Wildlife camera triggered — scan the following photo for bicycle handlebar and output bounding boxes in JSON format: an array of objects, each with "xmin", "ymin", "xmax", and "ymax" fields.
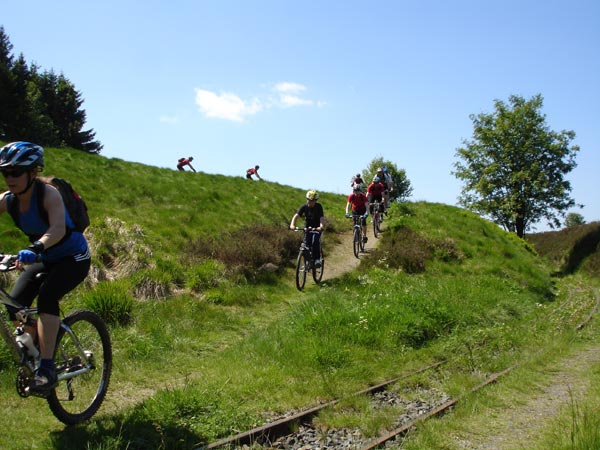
[
  {"xmin": 290, "ymin": 227, "xmax": 321, "ymax": 233},
  {"xmin": 0, "ymin": 254, "xmax": 43, "ymax": 272},
  {"xmin": 0, "ymin": 254, "xmax": 18, "ymax": 272}
]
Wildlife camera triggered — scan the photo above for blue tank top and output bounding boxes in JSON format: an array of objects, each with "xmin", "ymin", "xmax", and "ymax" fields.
[{"xmin": 9, "ymin": 185, "xmax": 89, "ymax": 263}]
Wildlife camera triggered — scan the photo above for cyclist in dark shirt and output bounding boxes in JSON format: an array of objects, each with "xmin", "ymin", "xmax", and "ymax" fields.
[{"xmin": 289, "ymin": 190, "xmax": 324, "ymax": 267}]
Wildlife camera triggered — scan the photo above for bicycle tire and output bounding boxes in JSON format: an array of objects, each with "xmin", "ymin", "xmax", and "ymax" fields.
[
  {"xmin": 296, "ymin": 251, "xmax": 308, "ymax": 291},
  {"xmin": 373, "ymin": 213, "xmax": 380, "ymax": 238},
  {"xmin": 312, "ymin": 255, "xmax": 324, "ymax": 284},
  {"xmin": 353, "ymin": 227, "xmax": 360, "ymax": 258},
  {"xmin": 47, "ymin": 309, "xmax": 112, "ymax": 425}
]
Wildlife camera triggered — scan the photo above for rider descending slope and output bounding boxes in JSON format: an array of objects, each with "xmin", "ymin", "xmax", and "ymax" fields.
[
  {"xmin": 289, "ymin": 190, "xmax": 325, "ymax": 268},
  {"xmin": 0, "ymin": 142, "xmax": 91, "ymax": 394}
]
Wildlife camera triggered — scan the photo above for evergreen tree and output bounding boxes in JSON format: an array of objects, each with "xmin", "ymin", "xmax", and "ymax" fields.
[
  {"xmin": 0, "ymin": 25, "xmax": 102, "ymax": 153},
  {"xmin": 0, "ymin": 26, "xmax": 16, "ymax": 139}
]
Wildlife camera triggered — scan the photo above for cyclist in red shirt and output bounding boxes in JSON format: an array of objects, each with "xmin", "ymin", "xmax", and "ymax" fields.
[
  {"xmin": 367, "ymin": 176, "xmax": 386, "ymax": 216},
  {"xmin": 345, "ymin": 185, "xmax": 369, "ymax": 243},
  {"xmin": 246, "ymin": 165, "xmax": 262, "ymax": 180},
  {"xmin": 177, "ymin": 157, "xmax": 196, "ymax": 172}
]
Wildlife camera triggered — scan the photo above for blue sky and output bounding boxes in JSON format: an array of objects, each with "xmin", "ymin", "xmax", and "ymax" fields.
[{"xmin": 3, "ymin": 0, "xmax": 599, "ymax": 231}]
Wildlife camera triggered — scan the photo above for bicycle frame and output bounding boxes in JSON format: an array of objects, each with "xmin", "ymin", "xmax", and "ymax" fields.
[
  {"xmin": 292, "ymin": 228, "xmax": 324, "ymax": 290},
  {"xmin": 0, "ymin": 284, "xmax": 94, "ymax": 382}
]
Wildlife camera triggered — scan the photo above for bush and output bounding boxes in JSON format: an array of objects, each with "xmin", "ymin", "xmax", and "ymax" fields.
[
  {"xmin": 82, "ymin": 280, "xmax": 133, "ymax": 326},
  {"xmin": 185, "ymin": 260, "xmax": 227, "ymax": 293},
  {"xmin": 185, "ymin": 224, "xmax": 299, "ymax": 281},
  {"xmin": 361, "ymin": 225, "xmax": 464, "ymax": 274}
]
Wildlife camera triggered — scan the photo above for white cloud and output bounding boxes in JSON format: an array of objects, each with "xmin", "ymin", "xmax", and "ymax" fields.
[
  {"xmin": 195, "ymin": 89, "xmax": 263, "ymax": 122},
  {"xmin": 275, "ymin": 82, "xmax": 307, "ymax": 94},
  {"xmin": 280, "ymin": 94, "xmax": 313, "ymax": 107},
  {"xmin": 194, "ymin": 82, "xmax": 325, "ymax": 121}
]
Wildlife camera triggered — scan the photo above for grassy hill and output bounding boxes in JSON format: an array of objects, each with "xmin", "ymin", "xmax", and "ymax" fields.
[
  {"xmin": 526, "ymin": 221, "xmax": 600, "ymax": 277},
  {"xmin": 0, "ymin": 145, "xmax": 597, "ymax": 449}
]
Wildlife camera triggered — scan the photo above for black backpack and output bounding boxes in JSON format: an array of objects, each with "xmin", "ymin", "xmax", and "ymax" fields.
[{"xmin": 7, "ymin": 178, "xmax": 90, "ymax": 236}]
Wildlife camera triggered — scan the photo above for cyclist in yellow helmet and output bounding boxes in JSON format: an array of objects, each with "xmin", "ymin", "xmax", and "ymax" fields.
[{"xmin": 289, "ymin": 190, "xmax": 325, "ymax": 267}]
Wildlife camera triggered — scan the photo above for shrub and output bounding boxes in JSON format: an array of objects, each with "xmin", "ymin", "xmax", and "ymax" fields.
[
  {"xmin": 185, "ymin": 260, "xmax": 227, "ymax": 292},
  {"xmin": 81, "ymin": 280, "xmax": 133, "ymax": 326},
  {"xmin": 185, "ymin": 224, "xmax": 299, "ymax": 281}
]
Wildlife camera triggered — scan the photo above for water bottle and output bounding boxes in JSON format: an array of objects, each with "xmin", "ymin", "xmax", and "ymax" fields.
[{"xmin": 15, "ymin": 328, "xmax": 40, "ymax": 359}]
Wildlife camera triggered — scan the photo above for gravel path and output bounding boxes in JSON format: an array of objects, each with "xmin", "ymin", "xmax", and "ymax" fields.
[{"xmin": 452, "ymin": 344, "xmax": 600, "ymax": 450}]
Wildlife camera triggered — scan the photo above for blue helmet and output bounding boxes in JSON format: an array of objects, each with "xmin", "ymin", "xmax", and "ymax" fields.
[
  {"xmin": 0, "ymin": 142, "xmax": 45, "ymax": 168},
  {"xmin": 373, "ymin": 176, "xmax": 380, "ymax": 182}
]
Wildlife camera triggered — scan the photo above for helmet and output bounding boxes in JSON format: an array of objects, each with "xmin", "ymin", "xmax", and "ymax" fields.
[
  {"xmin": 373, "ymin": 176, "xmax": 380, "ymax": 182},
  {"xmin": 306, "ymin": 189, "xmax": 319, "ymax": 200},
  {"xmin": 355, "ymin": 173, "xmax": 361, "ymax": 178},
  {"xmin": 0, "ymin": 142, "xmax": 45, "ymax": 168},
  {"xmin": 255, "ymin": 165, "xmax": 260, "ymax": 169},
  {"xmin": 353, "ymin": 185, "xmax": 362, "ymax": 192},
  {"xmin": 383, "ymin": 167, "xmax": 388, "ymax": 173},
  {"xmin": 377, "ymin": 167, "xmax": 383, "ymax": 172}
]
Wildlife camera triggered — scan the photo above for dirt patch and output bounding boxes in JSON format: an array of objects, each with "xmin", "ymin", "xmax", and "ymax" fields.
[
  {"xmin": 323, "ymin": 227, "xmax": 381, "ymax": 281},
  {"xmin": 454, "ymin": 344, "xmax": 600, "ymax": 449}
]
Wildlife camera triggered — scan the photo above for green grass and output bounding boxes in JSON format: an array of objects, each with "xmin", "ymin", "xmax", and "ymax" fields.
[{"xmin": 0, "ymin": 143, "xmax": 598, "ymax": 449}]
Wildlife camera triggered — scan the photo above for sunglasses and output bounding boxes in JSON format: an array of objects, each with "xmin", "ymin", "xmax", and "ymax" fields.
[{"xmin": 0, "ymin": 168, "xmax": 29, "ymax": 178}]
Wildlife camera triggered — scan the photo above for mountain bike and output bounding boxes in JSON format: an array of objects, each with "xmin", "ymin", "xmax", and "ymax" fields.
[
  {"xmin": 291, "ymin": 228, "xmax": 324, "ymax": 290},
  {"xmin": 370, "ymin": 201, "xmax": 384, "ymax": 238},
  {"xmin": 0, "ymin": 254, "xmax": 112, "ymax": 425},
  {"xmin": 346, "ymin": 213, "xmax": 368, "ymax": 258}
]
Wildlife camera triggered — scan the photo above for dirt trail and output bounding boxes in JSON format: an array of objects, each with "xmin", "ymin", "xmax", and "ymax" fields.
[{"xmin": 323, "ymin": 228, "xmax": 380, "ymax": 281}]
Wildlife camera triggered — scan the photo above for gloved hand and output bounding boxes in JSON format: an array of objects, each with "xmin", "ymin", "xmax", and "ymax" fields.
[
  {"xmin": 345, "ymin": 213, "xmax": 351, "ymax": 218},
  {"xmin": 18, "ymin": 249, "xmax": 38, "ymax": 264}
]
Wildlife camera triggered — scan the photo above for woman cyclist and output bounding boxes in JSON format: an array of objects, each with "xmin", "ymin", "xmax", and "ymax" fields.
[
  {"xmin": 289, "ymin": 190, "xmax": 324, "ymax": 268},
  {"xmin": 0, "ymin": 142, "xmax": 91, "ymax": 394}
]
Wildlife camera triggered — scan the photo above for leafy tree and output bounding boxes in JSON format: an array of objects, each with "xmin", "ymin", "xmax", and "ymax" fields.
[
  {"xmin": 453, "ymin": 94, "xmax": 580, "ymax": 238},
  {"xmin": 565, "ymin": 212, "xmax": 585, "ymax": 228},
  {"xmin": 364, "ymin": 157, "xmax": 413, "ymax": 202}
]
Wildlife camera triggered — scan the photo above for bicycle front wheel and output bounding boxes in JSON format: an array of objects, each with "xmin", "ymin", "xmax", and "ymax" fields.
[
  {"xmin": 312, "ymin": 255, "xmax": 324, "ymax": 284},
  {"xmin": 353, "ymin": 227, "xmax": 360, "ymax": 258},
  {"xmin": 373, "ymin": 213, "xmax": 380, "ymax": 238},
  {"xmin": 296, "ymin": 251, "xmax": 308, "ymax": 290},
  {"xmin": 47, "ymin": 309, "xmax": 112, "ymax": 425}
]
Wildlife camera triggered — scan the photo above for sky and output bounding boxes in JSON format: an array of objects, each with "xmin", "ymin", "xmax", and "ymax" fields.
[{"xmin": 2, "ymin": 0, "xmax": 599, "ymax": 231}]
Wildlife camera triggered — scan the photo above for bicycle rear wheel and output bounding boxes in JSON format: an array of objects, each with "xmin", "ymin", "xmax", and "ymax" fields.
[
  {"xmin": 47, "ymin": 309, "xmax": 112, "ymax": 425},
  {"xmin": 296, "ymin": 251, "xmax": 308, "ymax": 290},
  {"xmin": 353, "ymin": 227, "xmax": 360, "ymax": 258}
]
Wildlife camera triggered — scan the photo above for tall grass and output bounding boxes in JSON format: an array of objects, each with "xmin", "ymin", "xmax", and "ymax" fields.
[{"xmin": 0, "ymin": 143, "xmax": 597, "ymax": 449}]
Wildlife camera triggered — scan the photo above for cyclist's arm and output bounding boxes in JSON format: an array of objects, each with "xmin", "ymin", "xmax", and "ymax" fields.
[
  {"xmin": 40, "ymin": 184, "xmax": 67, "ymax": 249},
  {"xmin": 289, "ymin": 213, "xmax": 300, "ymax": 229}
]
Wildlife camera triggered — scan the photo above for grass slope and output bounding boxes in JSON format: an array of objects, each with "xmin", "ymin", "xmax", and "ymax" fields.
[{"xmin": 0, "ymin": 145, "xmax": 596, "ymax": 449}]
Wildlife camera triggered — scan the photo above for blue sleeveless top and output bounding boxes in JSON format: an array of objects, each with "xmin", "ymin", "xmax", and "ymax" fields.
[{"xmin": 9, "ymin": 186, "xmax": 89, "ymax": 263}]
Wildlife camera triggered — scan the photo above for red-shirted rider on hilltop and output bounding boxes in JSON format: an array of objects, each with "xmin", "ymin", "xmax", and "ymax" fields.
[
  {"xmin": 246, "ymin": 165, "xmax": 262, "ymax": 180},
  {"xmin": 345, "ymin": 185, "xmax": 369, "ymax": 243},
  {"xmin": 177, "ymin": 157, "xmax": 196, "ymax": 172},
  {"xmin": 289, "ymin": 190, "xmax": 324, "ymax": 268}
]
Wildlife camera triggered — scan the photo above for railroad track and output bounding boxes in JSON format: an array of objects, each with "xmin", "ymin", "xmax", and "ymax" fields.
[{"xmin": 198, "ymin": 285, "xmax": 598, "ymax": 450}]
